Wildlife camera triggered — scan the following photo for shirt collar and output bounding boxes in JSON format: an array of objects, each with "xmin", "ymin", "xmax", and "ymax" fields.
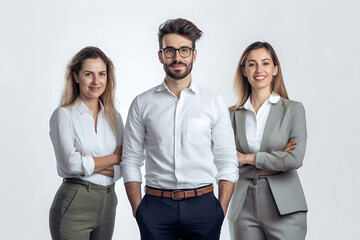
[
  {"xmin": 75, "ymin": 98, "xmax": 104, "ymax": 116},
  {"xmin": 240, "ymin": 92, "xmax": 280, "ymax": 110},
  {"xmin": 156, "ymin": 80, "xmax": 167, "ymax": 92},
  {"xmin": 268, "ymin": 92, "xmax": 280, "ymax": 104},
  {"xmin": 242, "ymin": 96, "xmax": 253, "ymax": 110},
  {"xmin": 188, "ymin": 80, "xmax": 198, "ymax": 93},
  {"xmin": 156, "ymin": 79, "xmax": 198, "ymax": 94}
]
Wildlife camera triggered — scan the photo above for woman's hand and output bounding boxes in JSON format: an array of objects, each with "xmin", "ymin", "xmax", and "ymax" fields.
[
  {"xmin": 237, "ymin": 152, "xmax": 256, "ymax": 166},
  {"xmin": 258, "ymin": 138, "xmax": 296, "ymax": 176},
  {"xmin": 113, "ymin": 145, "xmax": 122, "ymax": 164},
  {"xmin": 259, "ymin": 169, "xmax": 279, "ymax": 176},
  {"xmin": 284, "ymin": 138, "xmax": 297, "ymax": 152},
  {"xmin": 98, "ymin": 166, "xmax": 114, "ymax": 177},
  {"xmin": 93, "ymin": 145, "xmax": 123, "ymax": 174}
]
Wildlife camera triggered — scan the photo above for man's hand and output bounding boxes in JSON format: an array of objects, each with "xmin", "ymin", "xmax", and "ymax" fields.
[
  {"xmin": 218, "ymin": 180, "xmax": 235, "ymax": 216},
  {"xmin": 124, "ymin": 181, "xmax": 142, "ymax": 217}
]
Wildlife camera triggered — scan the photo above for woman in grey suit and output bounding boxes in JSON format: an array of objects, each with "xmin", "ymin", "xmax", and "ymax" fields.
[{"xmin": 228, "ymin": 42, "xmax": 307, "ymax": 240}]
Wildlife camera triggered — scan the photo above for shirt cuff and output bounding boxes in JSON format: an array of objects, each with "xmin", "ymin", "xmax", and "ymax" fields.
[
  {"xmin": 121, "ymin": 166, "xmax": 142, "ymax": 183},
  {"xmin": 255, "ymin": 152, "xmax": 268, "ymax": 169},
  {"xmin": 82, "ymin": 156, "xmax": 95, "ymax": 177},
  {"xmin": 216, "ymin": 171, "xmax": 239, "ymax": 183},
  {"xmin": 113, "ymin": 165, "xmax": 122, "ymax": 182}
]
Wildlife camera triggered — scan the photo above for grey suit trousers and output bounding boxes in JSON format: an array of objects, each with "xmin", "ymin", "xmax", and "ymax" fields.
[
  {"xmin": 49, "ymin": 179, "xmax": 117, "ymax": 240},
  {"xmin": 229, "ymin": 178, "xmax": 307, "ymax": 240}
]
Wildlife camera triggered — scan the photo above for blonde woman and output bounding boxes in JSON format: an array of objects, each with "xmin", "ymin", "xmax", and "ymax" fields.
[
  {"xmin": 49, "ymin": 47, "xmax": 123, "ymax": 240},
  {"xmin": 228, "ymin": 42, "xmax": 307, "ymax": 240}
]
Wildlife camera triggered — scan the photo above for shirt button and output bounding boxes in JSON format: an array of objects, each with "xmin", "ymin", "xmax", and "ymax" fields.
[{"xmin": 252, "ymin": 180, "xmax": 257, "ymax": 185}]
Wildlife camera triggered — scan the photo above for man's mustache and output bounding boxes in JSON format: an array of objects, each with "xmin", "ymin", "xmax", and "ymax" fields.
[{"xmin": 169, "ymin": 61, "xmax": 186, "ymax": 67}]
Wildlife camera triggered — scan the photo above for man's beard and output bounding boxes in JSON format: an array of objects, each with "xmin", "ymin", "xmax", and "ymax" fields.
[{"xmin": 163, "ymin": 60, "xmax": 193, "ymax": 80}]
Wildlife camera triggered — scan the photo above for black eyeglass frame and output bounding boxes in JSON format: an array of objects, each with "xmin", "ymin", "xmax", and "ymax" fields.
[{"xmin": 160, "ymin": 47, "xmax": 195, "ymax": 58}]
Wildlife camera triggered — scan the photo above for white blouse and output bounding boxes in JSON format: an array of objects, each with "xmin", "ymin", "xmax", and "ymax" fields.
[
  {"xmin": 49, "ymin": 99, "xmax": 124, "ymax": 186},
  {"xmin": 243, "ymin": 93, "xmax": 280, "ymax": 153}
]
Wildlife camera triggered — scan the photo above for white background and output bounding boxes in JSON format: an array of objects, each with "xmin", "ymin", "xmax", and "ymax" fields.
[{"xmin": 1, "ymin": 0, "xmax": 359, "ymax": 239}]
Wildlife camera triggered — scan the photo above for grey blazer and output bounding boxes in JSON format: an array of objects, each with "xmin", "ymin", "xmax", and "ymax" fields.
[{"xmin": 227, "ymin": 97, "xmax": 308, "ymax": 222}]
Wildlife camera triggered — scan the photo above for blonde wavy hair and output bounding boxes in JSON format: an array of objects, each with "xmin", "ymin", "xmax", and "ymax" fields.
[
  {"xmin": 60, "ymin": 46, "xmax": 117, "ymax": 133},
  {"xmin": 231, "ymin": 42, "xmax": 288, "ymax": 110}
]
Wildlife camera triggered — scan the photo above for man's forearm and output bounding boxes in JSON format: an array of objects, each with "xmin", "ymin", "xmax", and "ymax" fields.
[
  {"xmin": 218, "ymin": 180, "xmax": 235, "ymax": 216},
  {"xmin": 124, "ymin": 181, "xmax": 142, "ymax": 217}
]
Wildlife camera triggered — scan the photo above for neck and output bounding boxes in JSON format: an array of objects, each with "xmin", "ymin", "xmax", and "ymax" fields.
[
  {"xmin": 80, "ymin": 96, "xmax": 100, "ymax": 115},
  {"xmin": 165, "ymin": 74, "xmax": 192, "ymax": 98},
  {"xmin": 250, "ymin": 88, "xmax": 271, "ymax": 113}
]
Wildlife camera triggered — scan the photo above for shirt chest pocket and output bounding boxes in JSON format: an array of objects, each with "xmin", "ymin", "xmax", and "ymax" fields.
[{"xmin": 187, "ymin": 118, "xmax": 211, "ymax": 146}]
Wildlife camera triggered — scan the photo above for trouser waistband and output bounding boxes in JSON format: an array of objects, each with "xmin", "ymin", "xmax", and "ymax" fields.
[
  {"xmin": 145, "ymin": 184, "xmax": 213, "ymax": 200},
  {"xmin": 63, "ymin": 178, "xmax": 114, "ymax": 192}
]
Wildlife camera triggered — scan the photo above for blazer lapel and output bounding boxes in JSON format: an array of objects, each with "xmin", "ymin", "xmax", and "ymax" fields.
[
  {"xmin": 260, "ymin": 101, "xmax": 282, "ymax": 151},
  {"xmin": 234, "ymin": 109, "xmax": 251, "ymax": 153}
]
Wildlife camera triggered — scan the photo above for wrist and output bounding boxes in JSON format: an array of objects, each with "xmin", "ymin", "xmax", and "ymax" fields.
[
  {"xmin": 247, "ymin": 153, "xmax": 256, "ymax": 165},
  {"xmin": 112, "ymin": 153, "xmax": 118, "ymax": 165}
]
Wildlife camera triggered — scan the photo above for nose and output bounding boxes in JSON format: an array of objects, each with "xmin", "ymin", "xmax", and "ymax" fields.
[
  {"xmin": 255, "ymin": 64, "xmax": 263, "ymax": 73},
  {"xmin": 174, "ymin": 49, "xmax": 182, "ymax": 61},
  {"xmin": 92, "ymin": 75, "xmax": 99, "ymax": 84}
]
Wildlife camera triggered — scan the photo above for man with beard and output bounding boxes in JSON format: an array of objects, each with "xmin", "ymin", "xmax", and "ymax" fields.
[{"xmin": 121, "ymin": 18, "xmax": 239, "ymax": 240}]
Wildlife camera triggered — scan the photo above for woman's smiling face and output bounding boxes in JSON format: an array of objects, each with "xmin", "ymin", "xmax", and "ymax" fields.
[
  {"xmin": 242, "ymin": 48, "xmax": 278, "ymax": 92},
  {"xmin": 74, "ymin": 58, "xmax": 107, "ymax": 102}
]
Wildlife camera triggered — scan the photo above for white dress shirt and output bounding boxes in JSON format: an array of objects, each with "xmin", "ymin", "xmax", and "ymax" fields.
[
  {"xmin": 121, "ymin": 80, "xmax": 239, "ymax": 189},
  {"xmin": 243, "ymin": 93, "xmax": 280, "ymax": 153},
  {"xmin": 49, "ymin": 98, "xmax": 124, "ymax": 186}
]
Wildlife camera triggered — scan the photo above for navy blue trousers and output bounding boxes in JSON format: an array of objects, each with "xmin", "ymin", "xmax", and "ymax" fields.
[{"xmin": 135, "ymin": 191, "xmax": 225, "ymax": 240}]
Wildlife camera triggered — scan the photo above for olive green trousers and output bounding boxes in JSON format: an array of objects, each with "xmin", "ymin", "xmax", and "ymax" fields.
[{"xmin": 49, "ymin": 178, "xmax": 117, "ymax": 240}]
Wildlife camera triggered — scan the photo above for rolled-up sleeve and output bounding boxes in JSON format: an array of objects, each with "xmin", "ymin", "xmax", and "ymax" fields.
[
  {"xmin": 49, "ymin": 108, "xmax": 94, "ymax": 177},
  {"xmin": 112, "ymin": 165, "xmax": 121, "ymax": 182},
  {"xmin": 121, "ymin": 97, "xmax": 145, "ymax": 183},
  {"xmin": 212, "ymin": 96, "xmax": 239, "ymax": 183},
  {"xmin": 255, "ymin": 102, "xmax": 307, "ymax": 172}
]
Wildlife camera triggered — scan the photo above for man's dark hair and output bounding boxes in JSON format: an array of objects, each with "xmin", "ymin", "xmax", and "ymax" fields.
[{"xmin": 158, "ymin": 18, "xmax": 203, "ymax": 49}]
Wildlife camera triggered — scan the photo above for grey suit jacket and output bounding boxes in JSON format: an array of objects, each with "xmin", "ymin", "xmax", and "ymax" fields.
[{"xmin": 227, "ymin": 97, "xmax": 308, "ymax": 222}]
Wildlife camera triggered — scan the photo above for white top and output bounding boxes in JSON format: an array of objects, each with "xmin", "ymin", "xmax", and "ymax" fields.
[
  {"xmin": 121, "ymin": 80, "xmax": 239, "ymax": 189},
  {"xmin": 49, "ymin": 99, "xmax": 124, "ymax": 186},
  {"xmin": 242, "ymin": 93, "xmax": 280, "ymax": 153}
]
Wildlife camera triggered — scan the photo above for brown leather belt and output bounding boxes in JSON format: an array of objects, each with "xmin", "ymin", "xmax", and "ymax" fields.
[{"xmin": 145, "ymin": 185, "xmax": 214, "ymax": 200}]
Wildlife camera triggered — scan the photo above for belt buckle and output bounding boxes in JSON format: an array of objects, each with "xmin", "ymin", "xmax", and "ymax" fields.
[{"xmin": 171, "ymin": 190, "xmax": 183, "ymax": 200}]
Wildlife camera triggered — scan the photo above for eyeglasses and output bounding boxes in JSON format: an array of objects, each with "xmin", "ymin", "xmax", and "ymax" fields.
[{"xmin": 160, "ymin": 47, "xmax": 195, "ymax": 58}]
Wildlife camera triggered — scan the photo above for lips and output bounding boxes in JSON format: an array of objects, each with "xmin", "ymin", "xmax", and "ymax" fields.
[
  {"xmin": 254, "ymin": 76, "xmax": 266, "ymax": 82},
  {"xmin": 89, "ymin": 87, "xmax": 101, "ymax": 91},
  {"xmin": 170, "ymin": 62, "xmax": 185, "ymax": 69}
]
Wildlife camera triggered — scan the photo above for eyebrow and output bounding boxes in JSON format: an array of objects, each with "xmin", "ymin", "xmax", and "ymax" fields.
[
  {"xmin": 165, "ymin": 46, "xmax": 192, "ymax": 49},
  {"xmin": 247, "ymin": 58, "xmax": 272, "ymax": 63},
  {"xmin": 83, "ymin": 70, "xmax": 106, "ymax": 73}
]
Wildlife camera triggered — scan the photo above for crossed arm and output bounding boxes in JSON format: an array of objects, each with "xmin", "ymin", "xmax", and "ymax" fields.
[
  {"xmin": 50, "ymin": 108, "xmax": 123, "ymax": 178},
  {"xmin": 93, "ymin": 146, "xmax": 122, "ymax": 177},
  {"xmin": 237, "ymin": 138, "xmax": 297, "ymax": 176},
  {"xmin": 236, "ymin": 103, "xmax": 306, "ymax": 176}
]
